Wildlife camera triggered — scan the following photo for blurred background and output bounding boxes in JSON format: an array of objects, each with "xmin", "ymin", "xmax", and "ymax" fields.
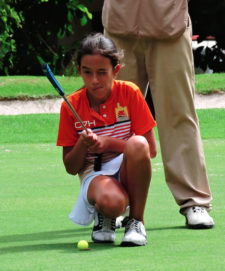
[{"xmin": 0, "ymin": 0, "xmax": 224, "ymax": 76}]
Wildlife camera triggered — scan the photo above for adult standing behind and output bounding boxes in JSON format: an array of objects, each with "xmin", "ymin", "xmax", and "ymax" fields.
[{"xmin": 102, "ymin": 0, "xmax": 214, "ymax": 229}]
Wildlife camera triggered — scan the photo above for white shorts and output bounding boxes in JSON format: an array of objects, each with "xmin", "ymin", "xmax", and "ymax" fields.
[{"xmin": 69, "ymin": 153, "xmax": 123, "ymax": 226}]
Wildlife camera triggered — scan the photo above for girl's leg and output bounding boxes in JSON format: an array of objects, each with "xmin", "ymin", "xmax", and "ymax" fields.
[
  {"xmin": 87, "ymin": 175, "xmax": 129, "ymax": 219},
  {"xmin": 120, "ymin": 135, "xmax": 152, "ymax": 222},
  {"xmin": 87, "ymin": 175, "xmax": 129, "ymax": 243}
]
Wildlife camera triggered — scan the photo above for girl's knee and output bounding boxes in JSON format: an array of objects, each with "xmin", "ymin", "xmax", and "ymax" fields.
[
  {"xmin": 125, "ymin": 136, "xmax": 150, "ymax": 160},
  {"xmin": 96, "ymin": 191, "xmax": 127, "ymax": 219}
]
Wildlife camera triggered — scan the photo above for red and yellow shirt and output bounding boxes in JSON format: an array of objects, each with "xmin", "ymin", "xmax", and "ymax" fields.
[{"xmin": 57, "ymin": 80, "xmax": 156, "ymax": 179}]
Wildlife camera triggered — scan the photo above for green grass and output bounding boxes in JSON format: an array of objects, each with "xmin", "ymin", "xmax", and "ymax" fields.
[
  {"xmin": 0, "ymin": 141, "xmax": 224, "ymax": 271},
  {"xmin": 0, "ymin": 73, "xmax": 224, "ymax": 100},
  {"xmin": 0, "ymin": 109, "xmax": 224, "ymax": 143},
  {"xmin": 0, "ymin": 114, "xmax": 60, "ymax": 143},
  {"xmin": 195, "ymin": 73, "xmax": 225, "ymax": 94},
  {"xmin": 0, "ymin": 109, "xmax": 225, "ymax": 271},
  {"xmin": 197, "ymin": 109, "xmax": 225, "ymax": 139},
  {"xmin": 0, "ymin": 76, "xmax": 84, "ymax": 99}
]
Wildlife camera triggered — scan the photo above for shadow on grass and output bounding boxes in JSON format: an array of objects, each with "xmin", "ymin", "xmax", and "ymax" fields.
[
  {"xmin": 0, "ymin": 225, "xmax": 189, "ymax": 255},
  {"xmin": 146, "ymin": 225, "xmax": 186, "ymax": 232},
  {"xmin": 0, "ymin": 228, "xmax": 91, "ymax": 244},
  {"xmin": 0, "ymin": 228, "xmax": 118, "ymax": 255},
  {"xmin": 0, "ymin": 225, "xmax": 187, "ymax": 245},
  {"xmin": 0, "ymin": 241, "xmax": 117, "ymax": 255}
]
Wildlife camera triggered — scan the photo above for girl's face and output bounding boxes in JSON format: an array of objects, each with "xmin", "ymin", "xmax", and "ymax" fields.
[{"xmin": 78, "ymin": 54, "xmax": 120, "ymax": 104}]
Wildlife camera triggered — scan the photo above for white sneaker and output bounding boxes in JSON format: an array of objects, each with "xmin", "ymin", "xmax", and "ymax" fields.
[
  {"xmin": 92, "ymin": 212, "xmax": 116, "ymax": 243},
  {"xmin": 121, "ymin": 218, "xmax": 147, "ymax": 246},
  {"xmin": 115, "ymin": 206, "xmax": 130, "ymax": 228},
  {"xmin": 185, "ymin": 206, "xmax": 215, "ymax": 229},
  {"xmin": 115, "ymin": 216, "xmax": 130, "ymax": 229},
  {"xmin": 115, "ymin": 216, "xmax": 124, "ymax": 228}
]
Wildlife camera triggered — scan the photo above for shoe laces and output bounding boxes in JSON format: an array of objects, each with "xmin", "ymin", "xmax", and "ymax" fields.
[
  {"xmin": 97, "ymin": 213, "xmax": 116, "ymax": 231},
  {"xmin": 192, "ymin": 206, "xmax": 205, "ymax": 213},
  {"xmin": 125, "ymin": 218, "xmax": 141, "ymax": 233}
]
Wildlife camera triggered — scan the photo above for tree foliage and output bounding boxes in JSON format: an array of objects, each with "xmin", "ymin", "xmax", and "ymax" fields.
[
  {"xmin": 0, "ymin": 1, "xmax": 22, "ymax": 73},
  {"xmin": 0, "ymin": 0, "xmax": 92, "ymax": 75},
  {"xmin": 1, "ymin": 1, "xmax": 224, "ymax": 75}
]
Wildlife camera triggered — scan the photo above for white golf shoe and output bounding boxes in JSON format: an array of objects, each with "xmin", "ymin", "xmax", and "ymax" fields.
[
  {"xmin": 92, "ymin": 212, "xmax": 116, "ymax": 243},
  {"xmin": 115, "ymin": 206, "xmax": 130, "ymax": 228},
  {"xmin": 115, "ymin": 216, "xmax": 130, "ymax": 229},
  {"xmin": 185, "ymin": 206, "xmax": 214, "ymax": 229},
  {"xmin": 121, "ymin": 218, "xmax": 147, "ymax": 246}
]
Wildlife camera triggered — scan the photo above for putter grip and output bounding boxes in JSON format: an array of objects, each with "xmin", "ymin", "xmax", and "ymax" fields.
[{"xmin": 94, "ymin": 154, "xmax": 102, "ymax": 171}]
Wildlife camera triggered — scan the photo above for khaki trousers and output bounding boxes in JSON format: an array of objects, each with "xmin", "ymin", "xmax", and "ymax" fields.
[{"xmin": 105, "ymin": 25, "xmax": 212, "ymax": 213}]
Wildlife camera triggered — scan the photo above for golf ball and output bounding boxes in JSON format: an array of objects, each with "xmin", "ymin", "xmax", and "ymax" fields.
[{"xmin": 77, "ymin": 240, "xmax": 89, "ymax": 250}]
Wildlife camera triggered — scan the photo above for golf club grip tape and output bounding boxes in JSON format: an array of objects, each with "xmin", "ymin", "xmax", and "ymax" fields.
[
  {"xmin": 94, "ymin": 154, "xmax": 102, "ymax": 171},
  {"xmin": 42, "ymin": 63, "xmax": 65, "ymax": 96}
]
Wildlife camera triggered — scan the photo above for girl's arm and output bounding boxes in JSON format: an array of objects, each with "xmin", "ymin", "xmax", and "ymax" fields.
[
  {"xmin": 143, "ymin": 129, "xmax": 157, "ymax": 158},
  {"xmin": 88, "ymin": 135, "xmax": 125, "ymax": 154},
  {"xmin": 63, "ymin": 128, "xmax": 99, "ymax": 175},
  {"xmin": 63, "ymin": 129, "xmax": 126, "ymax": 175},
  {"xmin": 63, "ymin": 128, "xmax": 156, "ymax": 176},
  {"xmin": 89, "ymin": 130, "xmax": 157, "ymax": 157},
  {"xmin": 63, "ymin": 137, "xmax": 88, "ymax": 175}
]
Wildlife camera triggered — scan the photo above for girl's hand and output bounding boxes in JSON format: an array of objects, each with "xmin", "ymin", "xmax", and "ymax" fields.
[
  {"xmin": 80, "ymin": 128, "xmax": 98, "ymax": 148},
  {"xmin": 80, "ymin": 129, "xmax": 125, "ymax": 154},
  {"xmin": 88, "ymin": 136, "xmax": 108, "ymax": 154},
  {"xmin": 80, "ymin": 128, "xmax": 108, "ymax": 154}
]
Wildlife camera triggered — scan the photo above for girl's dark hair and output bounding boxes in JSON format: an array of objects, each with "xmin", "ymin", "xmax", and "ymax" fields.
[{"xmin": 76, "ymin": 33, "xmax": 123, "ymax": 68}]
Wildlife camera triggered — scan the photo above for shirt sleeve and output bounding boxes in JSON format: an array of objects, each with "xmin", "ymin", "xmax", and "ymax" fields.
[
  {"xmin": 57, "ymin": 101, "xmax": 79, "ymax": 146},
  {"xmin": 129, "ymin": 87, "xmax": 156, "ymax": 135}
]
